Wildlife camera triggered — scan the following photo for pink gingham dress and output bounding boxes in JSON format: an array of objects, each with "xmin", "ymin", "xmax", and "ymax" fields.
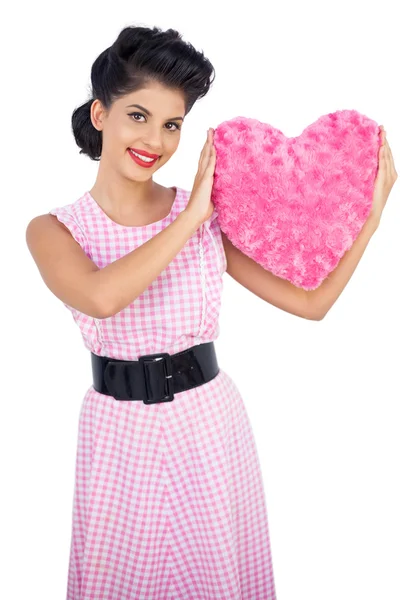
[{"xmin": 48, "ymin": 186, "xmax": 277, "ymax": 600}]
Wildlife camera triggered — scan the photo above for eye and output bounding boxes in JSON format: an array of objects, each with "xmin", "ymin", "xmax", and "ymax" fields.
[
  {"xmin": 166, "ymin": 122, "xmax": 181, "ymax": 132},
  {"xmin": 128, "ymin": 112, "xmax": 181, "ymax": 132},
  {"xmin": 128, "ymin": 112, "xmax": 146, "ymax": 122}
]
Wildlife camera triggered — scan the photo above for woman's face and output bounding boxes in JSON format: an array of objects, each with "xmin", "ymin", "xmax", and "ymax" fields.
[{"xmin": 91, "ymin": 81, "xmax": 186, "ymax": 180}]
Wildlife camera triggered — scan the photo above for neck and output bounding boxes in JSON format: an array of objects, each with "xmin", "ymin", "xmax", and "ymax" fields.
[{"xmin": 89, "ymin": 159, "xmax": 158, "ymax": 214}]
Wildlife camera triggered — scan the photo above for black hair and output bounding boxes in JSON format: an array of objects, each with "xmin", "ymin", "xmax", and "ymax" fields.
[{"xmin": 71, "ymin": 25, "xmax": 216, "ymax": 161}]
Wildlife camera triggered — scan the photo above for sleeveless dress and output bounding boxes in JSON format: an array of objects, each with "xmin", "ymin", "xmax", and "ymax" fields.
[{"xmin": 48, "ymin": 186, "xmax": 277, "ymax": 600}]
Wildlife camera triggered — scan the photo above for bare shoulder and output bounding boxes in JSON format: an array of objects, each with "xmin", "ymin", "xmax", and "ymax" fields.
[
  {"xmin": 26, "ymin": 213, "xmax": 89, "ymax": 276},
  {"xmin": 26, "ymin": 213, "xmax": 61, "ymax": 243},
  {"xmin": 26, "ymin": 213, "xmax": 102, "ymax": 318},
  {"xmin": 26, "ymin": 213, "xmax": 73, "ymax": 249}
]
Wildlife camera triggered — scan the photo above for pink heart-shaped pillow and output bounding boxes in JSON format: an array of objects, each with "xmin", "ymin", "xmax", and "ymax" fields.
[{"xmin": 211, "ymin": 110, "xmax": 380, "ymax": 290}]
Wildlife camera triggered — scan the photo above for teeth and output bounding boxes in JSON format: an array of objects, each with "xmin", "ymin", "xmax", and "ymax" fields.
[{"xmin": 130, "ymin": 150, "xmax": 156, "ymax": 163}]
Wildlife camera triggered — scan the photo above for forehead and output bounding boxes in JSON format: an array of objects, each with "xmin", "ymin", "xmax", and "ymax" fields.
[{"xmin": 121, "ymin": 82, "xmax": 185, "ymax": 112}]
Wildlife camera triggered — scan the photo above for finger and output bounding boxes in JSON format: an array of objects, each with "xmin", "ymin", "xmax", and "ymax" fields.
[
  {"xmin": 198, "ymin": 132, "xmax": 211, "ymax": 169},
  {"xmin": 377, "ymin": 129, "xmax": 385, "ymax": 160},
  {"xmin": 198, "ymin": 136, "xmax": 212, "ymax": 176},
  {"xmin": 202, "ymin": 129, "xmax": 212, "ymax": 150},
  {"xmin": 378, "ymin": 128, "xmax": 393, "ymax": 179},
  {"xmin": 378, "ymin": 143, "xmax": 387, "ymax": 174},
  {"xmin": 385, "ymin": 138, "xmax": 395, "ymax": 176},
  {"xmin": 202, "ymin": 132, "xmax": 212, "ymax": 160},
  {"xmin": 387, "ymin": 143, "xmax": 397, "ymax": 177},
  {"xmin": 204, "ymin": 145, "xmax": 213, "ymax": 169},
  {"xmin": 205, "ymin": 145, "xmax": 217, "ymax": 175},
  {"xmin": 385, "ymin": 133, "xmax": 392, "ymax": 156},
  {"xmin": 199, "ymin": 130, "xmax": 210, "ymax": 157},
  {"xmin": 203, "ymin": 146, "xmax": 215, "ymax": 174},
  {"xmin": 383, "ymin": 141, "xmax": 391, "ymax": 177}
]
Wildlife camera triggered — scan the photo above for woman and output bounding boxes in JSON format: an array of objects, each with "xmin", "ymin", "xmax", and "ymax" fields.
[{"xmin": 26, "ymin": 23, "xmax": 396, "ymax": 600}]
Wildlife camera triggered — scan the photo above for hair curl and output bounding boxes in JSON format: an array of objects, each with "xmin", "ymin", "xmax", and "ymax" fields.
[{"xmin": 71, "ymin": 25, "xmax": 216, "ymax": 161}]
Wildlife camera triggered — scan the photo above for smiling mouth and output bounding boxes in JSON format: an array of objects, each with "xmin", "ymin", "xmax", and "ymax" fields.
[
  {"xmin": 128, "ymin": 148, "xmax": 160, "ymax": 168},
  {"xmin": 128, "ymin": 148, "xmax": 160, "ymax": 161}
]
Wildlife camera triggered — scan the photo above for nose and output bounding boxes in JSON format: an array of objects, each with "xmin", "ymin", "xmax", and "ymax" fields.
[{"xmin": 140, "ymin": 125, "xmax": 164, "ymax": 155}]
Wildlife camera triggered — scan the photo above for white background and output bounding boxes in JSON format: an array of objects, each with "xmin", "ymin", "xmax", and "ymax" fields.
[{"xmin": 2, "ymin": 1, "xmax": 399, "ymax": 598}]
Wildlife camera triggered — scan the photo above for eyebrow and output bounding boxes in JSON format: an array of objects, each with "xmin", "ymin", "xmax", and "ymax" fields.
[{"xmin": 126, "ymin": 103, "xmax": 184, "ymax": 121}]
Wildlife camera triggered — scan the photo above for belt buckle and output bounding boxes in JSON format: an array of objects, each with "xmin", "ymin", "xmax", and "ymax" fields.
[{"xmin": 138, "ymin": 352, "xmax": 175, "ymax": 405}]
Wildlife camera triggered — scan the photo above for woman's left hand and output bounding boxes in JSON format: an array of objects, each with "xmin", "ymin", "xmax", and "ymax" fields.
[{"xmin": 370, "ymin": 125, "xmax": 398, "ymax": 223}]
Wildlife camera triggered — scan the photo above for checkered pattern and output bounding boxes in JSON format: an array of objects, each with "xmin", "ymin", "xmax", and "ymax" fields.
[{"xmin": 49, "ymin": 187, "xmax": 276, "ymax": 599}]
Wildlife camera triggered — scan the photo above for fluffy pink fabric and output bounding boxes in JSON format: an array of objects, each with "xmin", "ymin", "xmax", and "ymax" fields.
[{"xmin": 212, "ymin": 109, "xmax": 380, "ymax": 290}]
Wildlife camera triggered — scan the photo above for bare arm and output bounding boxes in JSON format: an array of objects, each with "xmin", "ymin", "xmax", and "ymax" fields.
[
  {"xmin": 92, "ymin": 209, "xmax": 201, "ymax": 317},
  {"xmin": 26, "ymin": 208, "xmax": 202, "ymax": 319},
  {"xmin": 306, "ymin": 213, "xmax": 380, "ymax": 319},
  {"xmin": 308, "ymin": 126, "xmax": 397, "ymax": 319},
  {"xmin": 222, "ymin": 127, "xmax": 396, "ymax": 320},
  {"xmin": 221, "ymin": 231, "xmax": 311, "ymax": 319},
  {"xmin": 27, "ymin": 131, "xmax": 219, "ymax": 320},
  {"xmin": 26, "ymin": 214, "xmax": 104, "ymax": 318},
  {"xmin": 221, "ymin": 213, "xmax": 380, "ymax": 321}
]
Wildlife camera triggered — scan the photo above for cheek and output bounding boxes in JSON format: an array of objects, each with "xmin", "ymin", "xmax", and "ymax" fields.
[
  {"xmin": 122, "ymin": 129, "xmax": 136, "ymax": 148},
  {"xmin": 165, "ymin": 135, "xmax": 180, "ymax": 154}
]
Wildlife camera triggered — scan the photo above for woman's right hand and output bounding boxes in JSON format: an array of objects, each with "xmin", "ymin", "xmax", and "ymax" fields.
[{"xmin": 184, "ymin": 128, "xmax": 217, "ymax": 226}]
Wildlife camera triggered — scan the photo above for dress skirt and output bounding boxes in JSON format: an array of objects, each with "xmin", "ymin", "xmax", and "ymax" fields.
[{"xmin": 67, "ymin": 368, "xmax": 277, "ymax": 599}]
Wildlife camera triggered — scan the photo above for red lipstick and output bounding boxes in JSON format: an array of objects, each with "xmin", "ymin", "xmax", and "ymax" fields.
[
  {"xmin": 129, "ymin": 148, "xmax": 160, "ymax": 159},
  {"xmin": 128, "ymin": 148, "xmax": 160, "ymax": 168}
]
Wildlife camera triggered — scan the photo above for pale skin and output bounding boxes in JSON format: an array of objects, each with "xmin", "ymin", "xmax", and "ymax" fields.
[{"xmin": 27, "ymin": 80, "xmax": 397, "ymax": 321}]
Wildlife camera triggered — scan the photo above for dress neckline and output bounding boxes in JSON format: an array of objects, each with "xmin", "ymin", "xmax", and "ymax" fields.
[{"xmin": 85, "ymin": 186, "xmax": 180, "ymax": 229}]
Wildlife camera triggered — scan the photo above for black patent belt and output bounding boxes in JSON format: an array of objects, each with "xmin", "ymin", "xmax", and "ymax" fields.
[{"xmin": 91, "ymin": 341, "xmax": 219, "ymax": 405}]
